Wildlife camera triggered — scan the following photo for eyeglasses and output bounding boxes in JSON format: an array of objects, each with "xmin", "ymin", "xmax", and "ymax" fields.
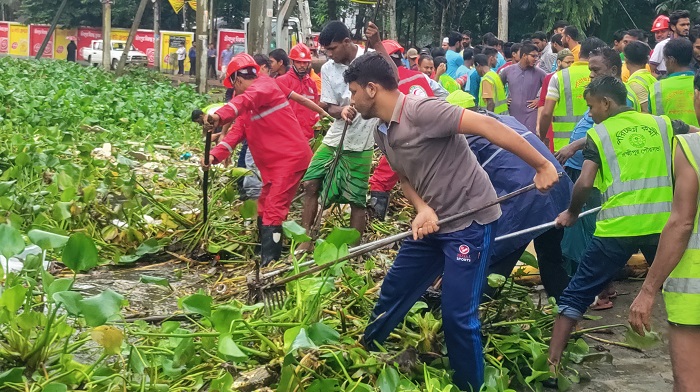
[{"xmin": 527, "ymin": 53, "xmax": 540, "ymax": 59}]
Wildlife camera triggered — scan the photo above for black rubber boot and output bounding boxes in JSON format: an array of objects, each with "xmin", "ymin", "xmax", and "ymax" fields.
[
  {"xmin": 369, "ymin": 191, "xmax": 390, "ymax": 221},
  {"xmin": 260, "ymin": 225, "xmax": 283, "ymax": 266}
]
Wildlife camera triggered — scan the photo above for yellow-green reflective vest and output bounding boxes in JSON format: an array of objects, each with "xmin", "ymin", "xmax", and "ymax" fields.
[
  {"xmin": 626, "ymin": 85, "xmax": 641, "ymax": 112},
  {"xmin": 479, "ymin": 70, "xmax": 509, "ymax": 115},
  {"xmin": 552, "ymin": 62, "xmax": 590, "ymax": 151},
  {"xmin": 203, "ymin": 103, "xmax": 224, "ymax": 115},
  {"xmin": 627, "ymin": 70, "xmax": 657, "ymax": 100},
  {"xmin": 439, "ymin": 74, "xmax": 461, "ymax": 94},
  {"xmin": 649, "ymin": 74, "xmax": 700, "ymax": 127},
  {"xmin": 663, "ymin": 133, "xmax": 700, "ymax": 325},
  {"xmin": 587, "ymin": 111, "xmax": 674, "ymax": 237}
]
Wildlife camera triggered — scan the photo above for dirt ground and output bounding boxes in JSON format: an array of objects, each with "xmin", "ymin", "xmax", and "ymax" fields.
[{"xmin": 569, "ymin": 279, "xmax": 673, "ymax": 391}]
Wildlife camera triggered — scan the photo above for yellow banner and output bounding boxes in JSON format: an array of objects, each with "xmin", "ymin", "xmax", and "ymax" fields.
[
  {"xmin": 168, "ymin": 0, "xmax": 185, "ymax": 13},
  {"xmin": 53, "ymin": 27, "xmax": 77, "ymax": 59},
  {"xmin": 111, "ymin": 28, "xmax": 130, "ymax": 42},
  {"xmin": 8, "ymin": 24, "xmax": 29, "ymax": 56},
  {"xmin": 160, "ymin": 31, "xmax": 194, "ymax": 72},
  {"xmin": 188, "ymin": 0, "xmax": 196, "ymax": 10}
]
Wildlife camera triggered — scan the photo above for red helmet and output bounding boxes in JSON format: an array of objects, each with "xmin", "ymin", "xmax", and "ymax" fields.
[
  {"xmin": 223, "ymin": 53, "xmax": 260, "ymax": 88},
  {"xmin": 289, "ymin": 43, "xmax": 312, "ymax": 62},
  {"xmin": 651, "ymin": 15, "xmax": 670, "ymax": 32},
  {"xmin": 382, "ymin": 40, "xmax": 404, "ymax": 56}
]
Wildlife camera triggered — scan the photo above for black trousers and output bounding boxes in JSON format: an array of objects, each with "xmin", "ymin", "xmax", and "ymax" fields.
[
  {"xmin": 178, "ymin": 59, "xmax": 184, "ymax": 75},
  {"xmin": 485, "ymin": 227, "xmax": 568, "ymax": 301},
  {"xmin": 189, "ymin": 58, "xmax": 196, "ymax": 76},
  {"xmin": 207, "ymin": 57, "xmax": 217, "ymax": 78}
]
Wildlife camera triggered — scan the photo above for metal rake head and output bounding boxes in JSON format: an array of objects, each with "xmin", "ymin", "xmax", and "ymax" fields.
[{"xmin": 245, "ymin": 269, "xmax": 288, "ymax": 313}]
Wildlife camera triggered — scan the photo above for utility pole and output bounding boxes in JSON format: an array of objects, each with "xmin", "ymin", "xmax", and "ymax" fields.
[
  {"xmin": 153, "ymin": 0, "xmax": 161, "ymax": 72},
  {"xmin": 182, "ymin": 4, "xmax": 187, "ymax": 30},
  {"xmin": 498, "ymin": 0, "xmax": 509, "ymax": 41},
  {"xmin": 35, "ymin": 0, "xmax": 68, "ymax": 60},
  {"xmin": 209, "ymin": 0, "xmax": 215, "ymax": 43},
  {"xmin": 116, "ymin": 0, "xmax": 149, "ymax": 75},
  {"xmin": 196, "ymin": 0, "xmax": 209, "ymax": 93},
  {"xmin": 102, "ymin": 0, "xmax": 112, "ymax": 71},
  {"xmin": 249, "ymin": 0, "xmax": 272, "ymax": 54}
]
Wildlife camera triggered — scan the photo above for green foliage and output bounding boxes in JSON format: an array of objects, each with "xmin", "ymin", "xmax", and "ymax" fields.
[{"xmin": 535, "ymin": 0, "xmax": 606, "ymax": 32}]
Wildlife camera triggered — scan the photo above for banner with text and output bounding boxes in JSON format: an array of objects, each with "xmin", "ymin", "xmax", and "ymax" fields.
[
  {"xmin": 9, "ymin": 23, "xmax": 29, "ymax": 56},
  {"xmin": 53, "ymin": 27, "xmax": 77, "ymax": 59},
  {"xmin": 216, "ymin": 29, "xmax": 245, "ymax": 71},
  {"xmin": 29, "ymin": 24, "xmax": 54, "ymax": 58},
  {"xmin": 0, "ymin": 22, "xmax": 9, "ymax": 54},
  {"xmin": 161, "ymin": 31, "xmax": 193, "ymax": 72}
]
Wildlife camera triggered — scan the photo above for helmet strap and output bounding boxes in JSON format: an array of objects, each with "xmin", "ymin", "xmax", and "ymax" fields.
[{"xmin": 293, "ymin": 64, "xmax": 308, "ymax": 77}]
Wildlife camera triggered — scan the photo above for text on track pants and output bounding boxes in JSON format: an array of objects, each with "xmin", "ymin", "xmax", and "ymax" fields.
[{"xmin": 363, "ymin": 222, "xmax": 495, "ymax": 391}]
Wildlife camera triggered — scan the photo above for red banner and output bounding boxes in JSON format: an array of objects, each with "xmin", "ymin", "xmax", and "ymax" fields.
[
  {"xmin": 77, "ymin": 27, "xmax": 102, "ymax": 61},
  {"xmin": 133, "ymin": 30, "xmax": 155, "ymax": 66},
  {"xmin": 0, "ymin": 22, "xmax": 8, "ymax": 54},
  {"xmin": 29, "ymin": 24, "xmax": 54, "ymax": 58},
  {"xmin": 217, "ymin": 29, "xmax": 245, "ymax": 71}
]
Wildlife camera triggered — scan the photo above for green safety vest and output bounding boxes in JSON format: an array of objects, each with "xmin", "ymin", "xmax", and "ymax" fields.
[
  {"xmin": 203, "ymin": 103, "xmax": 224, "ymax": 115},
  {"xmin": 664, "ymin": 133, "xmax": 700, "ymax": 325},
  {"xmin": 649, "ymin": 74, "xmax": 700, "ymax": 127},
  {"xmin": 553, "ymin": 63, "xmax": 590, "ymax": 151},
  {"xmin": 626, "ymin": 85, "xmax": 641, "ymax": 112},
  {"xmin": 439, "ymin": 74, "xmax": 461, "ymax": 94},
  {"xmin": 627, "ymin": 70, "xmax": 657, "ymax": 98},
  {"xmin": 478, "ymin": 70, "xmax": 509, "ymax": 115},
  {"xmin": 587, "ymin": 111, "xmax": 674, "ymax": 237}
]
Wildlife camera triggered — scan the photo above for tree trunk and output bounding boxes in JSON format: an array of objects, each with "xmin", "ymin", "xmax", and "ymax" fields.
[
  {"xmin": 440, "ymin": 3, "xmax": 447, "ymax": 40},
  {"xmin": 432, "ymin": 1, "xmax": 442, "ymax": 45},
  {"xmin": 387, "ymin": 0, "xmax": 397, "ymax": 39},
  {"xmin": 498, "ymin": 0, "xmax": 509, "ymax": 40},
  {"xmin": 327, "ymin": 0, "xmax": 338, "ymax": 21}
]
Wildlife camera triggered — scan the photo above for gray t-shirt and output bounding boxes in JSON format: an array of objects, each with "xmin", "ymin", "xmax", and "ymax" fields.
[{"xmin": 374, "ymin": 94, "xmax": 501, "ymax": 233}]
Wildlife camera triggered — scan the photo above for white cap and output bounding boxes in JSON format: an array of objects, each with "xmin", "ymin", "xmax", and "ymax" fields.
[{"xmin": 443, "ymin": 37, "xmax": 449, "ymax": 44}]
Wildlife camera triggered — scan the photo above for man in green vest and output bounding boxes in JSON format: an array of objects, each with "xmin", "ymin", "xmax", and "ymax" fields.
[
  {"xmin": 474, "ymin": 53, "xmax": 509, "ymax": 114},
  {"xmin": 546, "ymin": 75, "xmax": 699, "ymax": 381},
  {"xmin": 539, "ymin": 37, "xmax": 604, "ymax": 151},
  {"xmin": 629, "ymin": 72, "xmax": 700, "ymax": 392},
  {"xmin": 624, "ymin": 41, "xmax": 656, "ymax": 113},
  {"xmin": 650, "ymin": 38, "xmax": 699, "ymax": 126}
]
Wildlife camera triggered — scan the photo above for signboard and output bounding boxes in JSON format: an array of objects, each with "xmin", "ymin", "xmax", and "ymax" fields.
[
  {"xmin": 0, "ymin": 22, "xmax": 9, "ymax": 54},
  {"xmin": 216, "ymin": 29, "xmax": 245, "ymax": 71},
  {"xmin": 9, "ymin": 23, "xmax": 29, "ymax": 56},
  {"xmin": 54, "ymin": 27, "xmax": 77, "ymax": 59},
  {"xmin": 111, "ymin": 28, "xmax": 130, "ymax": 42},
  {"xmin": 77, "ymin": 27, "xmax": 102, "ymax": 60},
  {"xmin": 160, "ymin": 31, "xmax": 193, "ymax": 72},
  {"xmin": 29, "ymin": 24, "xmax": 54, "ymax": 58},
  {"xmin": 133, "ymin": 30, "xmax": 155, "ymax": 66}
]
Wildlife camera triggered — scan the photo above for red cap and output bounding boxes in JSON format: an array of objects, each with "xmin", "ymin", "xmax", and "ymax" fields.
[
  {"xmin": 223, "ymin": 53, "xmax": 260, "ymax": 88},
  {"xmin": 651, "ymin": 15, "xmax": 670, "ymax": 32},
  {"xmin": 289, "ymin": 43, "xmax": 312, "ymax": 62},
  {"xmin": 382, "ymin": 40, "xmax": 404, "ymax": 57}
]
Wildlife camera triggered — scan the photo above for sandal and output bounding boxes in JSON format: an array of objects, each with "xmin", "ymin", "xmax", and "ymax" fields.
[{"xmin": 590, "ymin": 295, "xmax": 614, "ymax": 311}]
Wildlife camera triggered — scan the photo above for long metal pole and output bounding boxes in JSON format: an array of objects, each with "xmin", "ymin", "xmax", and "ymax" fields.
[
  {"xmin": 102, "ymin": 0, "xmax": 112, "ymax": 71},
  {"xmin": 35, "ymin": 0, "xmax": 68, "ymax": 60},
  {"xmin": 195, "ymin": 0, "xmax": 209, "ymax": 92},
  {"xmin": 153, "ymin": 0, "xmax": 161, "ymax": 72},
  {"xmin": 116, "ymin": 0, "xmax": 150, "ymax": 75}
]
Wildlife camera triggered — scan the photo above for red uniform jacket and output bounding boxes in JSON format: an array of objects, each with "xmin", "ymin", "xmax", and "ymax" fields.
[
  {"xmin": 275, "ymin": 70, "xmax": 320, "ymax": 140},
  {"xmin": 397, "ymin": 67, "xmax": 435, "ymax": 97},
  {"xmin": 212, "ymin": 75, "xmax": 312, "ymax": 175}
]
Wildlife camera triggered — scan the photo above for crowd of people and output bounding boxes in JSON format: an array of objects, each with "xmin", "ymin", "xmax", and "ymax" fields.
[{"xmin": 195, "ymin": 10, "xmax": 700, "ymax": 391}]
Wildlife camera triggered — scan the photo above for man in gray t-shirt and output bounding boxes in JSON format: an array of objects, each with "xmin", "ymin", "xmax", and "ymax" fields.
[{"xmin": 346, "ymin": 29, "xmax": 559, "ymax": 391}]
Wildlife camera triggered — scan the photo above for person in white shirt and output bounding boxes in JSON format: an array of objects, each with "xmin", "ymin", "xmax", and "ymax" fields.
[{"xmin": 176, "ymin": 43, "xmax": 186, "ymax": 75}]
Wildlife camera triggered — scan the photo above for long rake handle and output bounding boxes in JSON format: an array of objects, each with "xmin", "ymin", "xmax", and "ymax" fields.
[
  {"xmin": 202, "ymin": 130, "xmax": 213, "ymax": 224},
  {"xmin": 265, "ymin": 178, "xmax": 557, "ymax": 287}
]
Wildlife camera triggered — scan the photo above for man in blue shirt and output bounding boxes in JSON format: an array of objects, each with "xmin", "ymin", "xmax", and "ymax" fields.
[
  {"xmin": 470, "ymin": 112, "xmax": 573, "ymax": 301},
  {"xmin": 483, "ymin": 32, "xmax": 506, "ymax": 71},
  {"xmin": 445, "ymin": 31, "xmax": 464, "ymax": 78}
]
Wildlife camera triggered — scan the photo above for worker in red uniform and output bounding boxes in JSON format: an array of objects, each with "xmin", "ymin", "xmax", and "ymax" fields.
[
  {"xmin": 204, "ymin": 53, "xmax": 313, "ymax": 265},
  {"xmin": 276, "ymin": 43, "xmax": 320, "ymax": 141},
  {"xmin": 368, "ymin": 40, "xmax": 444, "ymax": 220}
]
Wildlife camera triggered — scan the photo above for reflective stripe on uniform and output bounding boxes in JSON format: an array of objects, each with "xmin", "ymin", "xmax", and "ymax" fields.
[
  {"xmin": 664, "ymin": 277, "xmax": 700, "ymax": 294},
  {"xmin": 251, "ymin": 101, "xmax": 290, "ymax": 121},
  {"xmin": 398, "ymin": 73, "xmax": 427, "ymax": 86},
  {"xmin": 597, "ymin": 201, "xmax": 672, "ymax": 221},
  {"xmin": 226, "ymin": 102, "xmax": 239, "ymax": 116},
  {"xmin": 562, "ymin": 69, "xmax": 574, "ymax": 120},
  {"xmin": 653, "ymin": 83, "xmax": 664, "ymax": 115},
  {"xmin": 219, "ymin": 141, "xmax": 234, "ymax": 153},
  {"xmin": 594, "ymin": 116, "xmax": 672, "ymax": 202}
]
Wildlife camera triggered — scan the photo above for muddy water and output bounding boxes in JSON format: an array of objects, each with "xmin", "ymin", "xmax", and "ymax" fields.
[{"xmin": 71, "ymin": 261, "xmax": 205, "ymax": 318}]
